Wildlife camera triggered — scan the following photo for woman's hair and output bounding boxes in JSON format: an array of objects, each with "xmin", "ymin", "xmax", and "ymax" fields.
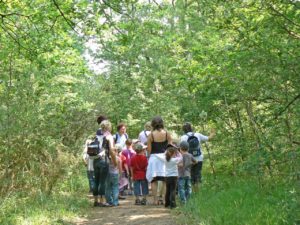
[
  {"xmin": 144, "ymin": 121, "xmax": 152, "ymax": 131},
  {"xmin": 182, "ymin": 122, "xmax": 193, "ymax": 133},
  {"xmin": 151, "ymin": 116, "xmax": 164, "ymax": 130},
  {"xmin": 166, "ymin": 146, "xmax": 177, "ymax": 162},
  {"xmin": 125, "ymin": 139, "xmax": 132, "ymax": 146},
  {"xmin": 117, "ymin": 123, "xmax": 126, "ymax": 131},
  {"xmin": 100, "ymin": 120, "xmax": 112, "ymax": 132},
  {"xmin": 97, "ymin": 115, "xmax": 108, "ymax": 125}
]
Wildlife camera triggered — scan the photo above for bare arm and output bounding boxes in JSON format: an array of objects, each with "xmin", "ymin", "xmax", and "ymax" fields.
[
  {"xmin": 147, "ymin": 133, "xmax": 152, "ymax": 155},
  {"xmin": 108, "ymin": 135, "xmax": 117, "ymax": 167},
  {"xmin": 167, "ymin": 131, "xmax": 172, "ymax": 144}
]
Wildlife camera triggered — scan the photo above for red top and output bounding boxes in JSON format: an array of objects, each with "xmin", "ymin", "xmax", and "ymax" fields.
[
  {"xmin": 131, "ymin": 154, "xmax": 148, "ymax": 180},
  {"xmin": 119, "ymin": 154, "xmax": 127, "ymax": 172}
]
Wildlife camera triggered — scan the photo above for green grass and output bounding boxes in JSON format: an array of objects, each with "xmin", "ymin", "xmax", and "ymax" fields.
[
  {"xmin": 176, "ymin": 176, "xmax": 299, "ymax": 225},
  {"xmin": 0, "ymin": 169, "xmax": 90, "ymax": 225}
]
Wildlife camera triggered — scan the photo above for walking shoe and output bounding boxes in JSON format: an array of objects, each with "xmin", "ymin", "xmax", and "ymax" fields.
[
  {"xmin": 93, "ymin": 202, "xmax": 99, "ymax": 207},
  {"xmin": 118, "ymin": 195, "xmax": 126, "ymax": 200},
  {"xmin": 141, "ymin": 198, "xmax": 147, "ymax": 205},
  {"xmin": 135, "ymin": 199, "xmax": 141, "ymax": 205}
]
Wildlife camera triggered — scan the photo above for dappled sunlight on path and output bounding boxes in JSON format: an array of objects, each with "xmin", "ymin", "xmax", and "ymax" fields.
[{"xmin": 73, "ymin": 196, "xmax": 177, "ymax": 225}]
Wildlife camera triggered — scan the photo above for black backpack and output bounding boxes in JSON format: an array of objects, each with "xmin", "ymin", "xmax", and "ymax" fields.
[
  {"xmin": 87, "ymin": 135, "xmax": 109, "ymax": 157},
  {"xmin": 187, "ymin": 133, "xmax": 202, "ymax": 157}
]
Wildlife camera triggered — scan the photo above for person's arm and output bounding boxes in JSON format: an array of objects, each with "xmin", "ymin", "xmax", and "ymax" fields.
[
  {"xmin": 166, "ymin": 131, "xmax": 172, "ymax": 144},
  {"xmin": 83, "ymin": 141, "xmax": 89, "ymax": 165},
  {"xmin": 108, "ymin": 135, "xmax": 117, "ymax": 167},
  {"xmin": 130, "ymin": 167, "xmax": 134, "ymax": 181},
  {"xmin": 147, "ymin": 133, "xmax": 152, "ymax": 155},
  {"xmin": 118, "ymin": 158, "xmax": 122, "ymax": 175}
]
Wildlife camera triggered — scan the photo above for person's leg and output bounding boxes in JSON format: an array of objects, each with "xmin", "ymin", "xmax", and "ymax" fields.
[
  {"xmin": 111, "ymin": 174, "xmax": 119, "ymax": 206},
  {"xmin": 93, "ymin": 162, "xmax": 101, "ymax": 205},
  {"xmin": 192, "ymin": 161, "xmax": 202, "ymax": 192},
  {"xmin": 87, "ymin": 170, "xmax": 95, "ymax": 193},
  {"xmin": 164, "ymin": 177, "xmax": 171, "ymax": 207},
  {"xmin": 134, "ymin": 180, "xmax": 141, "ymax": 204},
  {"xmin": 186, "ymin": 177, "xmax": 192, "ymax": 200},
  {"xmin": 178, "ymin": 177, "xmax": 186, "ymax": 204},
  {"xmin": 169, "ymin": 177, "xmax": 177, "ymax": 208},
  {"xmin": 151, "ymin": 180, "xmax": 157, "ymax": 204},
  {"xmin": 99, "ymin": 164, "xmax": 108, "ymax": 202},
  {"xmin": 141, "ymin": 179, "xmax": 149, "ymax": 205},
  {"xmin": 105, "ymin": 174, "xmax": 113, "ymax": 205}
]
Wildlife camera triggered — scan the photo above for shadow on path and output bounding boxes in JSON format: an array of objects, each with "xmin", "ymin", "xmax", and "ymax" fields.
[{"xmin": 71, "ymin": 196, "xmax": 177, "ymax": 225}]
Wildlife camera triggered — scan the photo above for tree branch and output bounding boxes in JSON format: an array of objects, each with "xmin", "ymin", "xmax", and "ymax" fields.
[
  {"xmin": 275, "ymin": 93, "xmax": 300, "ymax": 118},
  {"xmin": 51, "ymin": 0, "xmax": 78, "ymax": 34}
]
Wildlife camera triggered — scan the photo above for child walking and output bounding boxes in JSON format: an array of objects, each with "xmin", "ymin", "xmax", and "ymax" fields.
[
  {"xmin": 121, "ymin": 139, "xmax": 136, "ymax": 195},
  {"xmin": 178, "ymin": 141, "xmax": 197, "ymax": 204},
  {"xmin": 105, "ymin": 146, "xmax": 122, "ymax": 206},
  {"xmin": 130, "ymin": 142, "xmax": 149, "ymax": 205},
  {"xmin": 154, "ymin": 144, "xmax": 182, "ymax": 209}
]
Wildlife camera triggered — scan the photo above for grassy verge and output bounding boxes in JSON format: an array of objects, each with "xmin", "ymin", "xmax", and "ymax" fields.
[
  {"xmin": 0, "ymin": 168, "xmax": 90, "ymax": 225},
  {"xmin": 176, "ymin": 175, "xmax": 299, "ymax": 225}
]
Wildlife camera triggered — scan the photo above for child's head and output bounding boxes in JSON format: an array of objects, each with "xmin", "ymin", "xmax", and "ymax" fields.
[
  {"xmin": 179, "ymin": 141, "xmax": 189, "ymax": 152},
  {"xmin": 133, "ymin": 142, "xmax": 146, "ymax": 154},
  {"xmin": 166, "ymin": 143, "xmax": 179, "ymax": 161},
  {"xmin": 125, "ymin": 139, "xmax": 133, "ymax": 147}
]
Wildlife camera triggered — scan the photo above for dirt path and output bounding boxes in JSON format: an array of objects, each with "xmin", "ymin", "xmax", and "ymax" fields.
[{"xmin": 73, "ymin": 196, "xmax": 178, "ymax": 225}]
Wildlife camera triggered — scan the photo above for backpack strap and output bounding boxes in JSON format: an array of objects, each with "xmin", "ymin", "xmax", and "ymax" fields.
[
  {"xmin": 114, "ymin": 133, "xmax": 119, "ymax": 143},
  {"xmin": 144, "ymin": 130, "xmax": 148, "ymax": 137},
  {"xmin": 125, "ymin": 133, "xmax": 128, "ymax": 139}
]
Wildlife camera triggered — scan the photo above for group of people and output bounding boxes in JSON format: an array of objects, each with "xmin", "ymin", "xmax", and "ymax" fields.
[{"xmin": 83, "ymin": 115, "xmax": 215, "ymax": 209}]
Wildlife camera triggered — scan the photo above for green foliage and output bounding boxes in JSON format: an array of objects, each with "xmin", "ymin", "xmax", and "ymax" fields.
[
  {"xmin": 177, "ymin": 175, "xmax": 299, "ymax": 225},
  {"xmin": 0, "ymin": 165, "xmax": 89, "ymax": 225}
]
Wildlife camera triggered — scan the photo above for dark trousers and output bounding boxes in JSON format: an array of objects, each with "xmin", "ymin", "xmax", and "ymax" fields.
[
  {"xmin": 93, "ymin": 158, "xmax": 108, "ymax": 196},
  {"xmin": 165, "ymin": 176, "xmax": 178, "ymax": 208}
]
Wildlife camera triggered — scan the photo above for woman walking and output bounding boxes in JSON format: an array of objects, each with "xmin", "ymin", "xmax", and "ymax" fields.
[{"xmin": 146, "ymin": 116, "xmax": 172, "ymax": 205}]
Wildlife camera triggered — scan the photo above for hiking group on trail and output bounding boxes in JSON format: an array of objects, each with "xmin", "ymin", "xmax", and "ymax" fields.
[{"xmin": 83, "ymin": 115, "xmax": 215, "ymax": 209}]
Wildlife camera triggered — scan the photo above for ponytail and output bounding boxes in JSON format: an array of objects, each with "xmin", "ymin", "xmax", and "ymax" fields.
[{"xmin": 166, "ymin": 147, "xmax": 177, "ymax": 162}]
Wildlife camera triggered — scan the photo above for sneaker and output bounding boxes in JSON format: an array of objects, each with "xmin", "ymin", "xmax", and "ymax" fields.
[
  {"xmin": 135, "ymin": 199, "xmax": 141, "ymax": 205},
  {"xmin": 118, "ymin": 195, "xmax": 126, "ymax": 200},
  {"xmin": 141, "ymin": 199, "xmax": 147, "ymax": 205},
  {"xmin": 93, "ymin": 202, "xmax": 99, "ymax": 207}
]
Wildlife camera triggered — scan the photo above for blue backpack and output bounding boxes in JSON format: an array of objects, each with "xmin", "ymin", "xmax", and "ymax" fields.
[{"xmin": 187, "ymin": 133, "xmax": 202, "ymax": 157}]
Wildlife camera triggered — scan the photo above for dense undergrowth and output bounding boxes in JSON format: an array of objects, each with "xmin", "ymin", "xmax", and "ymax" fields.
[
  {"xmin": 0, "ymin": 163, "xmax": 89, "ymax": 225},
  {"xmin": 177, "ymin": 173, "xmax": 299, "ymax": 225}
]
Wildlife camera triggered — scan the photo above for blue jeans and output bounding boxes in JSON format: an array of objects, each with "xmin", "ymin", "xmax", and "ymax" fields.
[
  {"xmin": 87, "ymin": 170, "xmax": 95, "ymax": 192},
  {"xmin": 93, "ymin": 158, "xmax": 109, "ymax": 197},
  {"xmin": 178, "ymin": 177, "xmax": 192, "ymax": 203},
  {"xmin": 133, "ymin": 179, "xmax": 149, "ymax": 196},
  {"xmin": 105, "ymin": 173, "xmax": 119, "ymax": 206}
]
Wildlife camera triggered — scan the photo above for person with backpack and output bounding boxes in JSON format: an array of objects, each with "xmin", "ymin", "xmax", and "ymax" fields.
[
  {"xmin": 113, "ymin": 123, "xmax": 128, "ymax": 149},
  {"xmin": 83, "ymin": 135, "xmax": 96, "ymax": 193},
  {"xmin": 89, "ymin": 120, "xmax": 116, "ymax": 207},
  {"xmin": 180, "ymin": 122, "xmax": 215, "ymax": 192}
]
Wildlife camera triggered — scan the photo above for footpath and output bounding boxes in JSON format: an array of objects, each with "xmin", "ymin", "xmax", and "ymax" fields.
[{"xmin": 73, "ymin": 195, "xmax": 178, "ymax": 225}]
